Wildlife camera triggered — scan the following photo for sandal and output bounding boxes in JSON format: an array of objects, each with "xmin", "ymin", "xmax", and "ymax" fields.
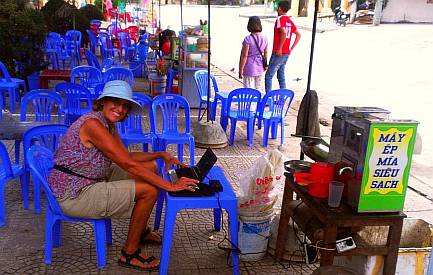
[
  {"xmin": 140, "ymin": 227, "xmax": 162, "ymax": 245},
  {"xmin": 118, "ymin": 248, "xmax": 160, "ymax": 271}
]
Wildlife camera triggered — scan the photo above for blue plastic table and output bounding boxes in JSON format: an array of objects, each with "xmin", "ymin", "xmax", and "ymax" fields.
[{"xmin": 159, "ymin": 166, "xmax": 240, "ymax": 275}]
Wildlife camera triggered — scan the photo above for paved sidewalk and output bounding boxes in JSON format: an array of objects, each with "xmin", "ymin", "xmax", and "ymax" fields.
[
  {"xmin": 0, "ymin": 66, "xmax": 316, "ymax": 274},
  {"xmin": 2, "ymin": 5, "xmax": 432, "ymax": 272},
  {"xmin": 1, "ymin": 61, "xmax": 431, "ymax": 273}
]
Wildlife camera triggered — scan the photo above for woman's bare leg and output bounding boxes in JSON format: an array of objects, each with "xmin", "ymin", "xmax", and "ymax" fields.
[{"xmin": 120, "ymin": 160, "xmax": 160, "ymax": 268}]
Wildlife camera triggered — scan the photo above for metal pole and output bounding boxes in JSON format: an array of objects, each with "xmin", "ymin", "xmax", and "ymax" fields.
[
  {"xmin": 124, "ymin": 0, "xmax": 127, "ymax": 29},
  {"xmin": 158, "ymin": 0, "xmax": 161, "ymax": 29},
  {"xmin": 180, "ymin": 0, "xmax": 183, "ymax": 31},
  {"xmin": 300, "ymin": 0, "xmax": 319, "ymax": 160},
  {"xmin": 306, "ymin": 0, "xmax": 318, "ymax": 96},
  {"xmin": 207, "ymin": 0, "xmax": 211, "ymax": 122}
]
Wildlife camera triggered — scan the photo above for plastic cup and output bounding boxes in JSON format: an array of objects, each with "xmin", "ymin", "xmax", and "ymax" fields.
[{"xmin": 328, "ymin": 181, "xmax": 345, "ymax": 207}]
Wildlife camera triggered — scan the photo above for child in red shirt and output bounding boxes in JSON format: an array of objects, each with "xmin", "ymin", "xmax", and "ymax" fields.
[{"xmin": 264, "ymin": 0, "xmax": 301, "ymax": 93}]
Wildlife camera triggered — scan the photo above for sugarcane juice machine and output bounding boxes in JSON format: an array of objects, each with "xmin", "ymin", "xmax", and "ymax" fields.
[{"xmin": 328, "ymin": 107, "xmax": 419, "ymax": 213}]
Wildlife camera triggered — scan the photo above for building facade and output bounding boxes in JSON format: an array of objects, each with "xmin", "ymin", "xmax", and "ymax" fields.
[{"xmin": 382, "ymin": 0, "xmax": 433, "ymax": 23}]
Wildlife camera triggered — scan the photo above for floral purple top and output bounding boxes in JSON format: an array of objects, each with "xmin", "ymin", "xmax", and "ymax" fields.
[
  {"xmin": 242, "ymin": 33, "xmax": 268, "ymax": 77},
  {"xmin": 48, "ymin": 111, "xmax": 114, "ymax": 199}
]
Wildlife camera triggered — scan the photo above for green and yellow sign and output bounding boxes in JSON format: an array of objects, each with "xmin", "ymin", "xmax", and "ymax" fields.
[{"xmin": 358, "ymin": 122, "xmax": 418, "ymax": 212}]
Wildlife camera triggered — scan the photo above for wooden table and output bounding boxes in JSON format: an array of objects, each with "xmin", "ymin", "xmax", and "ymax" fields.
[
  {"xmin": 39, "ymin": 69, "xmax": 71, "ymax": 89},
  {"xmin": 275, "ymin": 172, "xmax": 405, "ymax": 275}
]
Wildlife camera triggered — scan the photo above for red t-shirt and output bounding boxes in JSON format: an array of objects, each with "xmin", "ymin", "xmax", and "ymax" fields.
[
  {"xmin": 161, "ymin": 41, "xmax": 171, "ymax": 56},
  {"xmin": 272, "ymin": 15, "xmax": 297, "ymax": 55}
]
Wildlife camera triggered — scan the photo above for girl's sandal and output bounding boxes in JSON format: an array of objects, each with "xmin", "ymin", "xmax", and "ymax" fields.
[
  {"xmin": 140, "ymin": 227, "xmax": 162, "ymax": 245},
  {"xmin": 118, "ymin": 248, "xmax": 160, "ymax": 271}
]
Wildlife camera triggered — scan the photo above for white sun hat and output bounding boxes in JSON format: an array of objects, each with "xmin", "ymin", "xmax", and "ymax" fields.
[{"xmin": 97, "ymin": 80, "xmax": 142, "ymax": 115}]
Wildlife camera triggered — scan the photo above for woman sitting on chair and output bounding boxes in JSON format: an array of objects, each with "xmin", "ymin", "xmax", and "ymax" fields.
[{"xmin": 47, "ymin": 80, "xmax": 198, "ymax": 270}]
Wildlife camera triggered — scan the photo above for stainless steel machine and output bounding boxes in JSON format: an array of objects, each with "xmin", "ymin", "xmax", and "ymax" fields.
[
  {"xmin": 328, "ymin": 106, "xmax": 418, "ymax": 212},
  {"xmin": 328, "ymin": 106, "xmax": 391, "ymax": 167}
]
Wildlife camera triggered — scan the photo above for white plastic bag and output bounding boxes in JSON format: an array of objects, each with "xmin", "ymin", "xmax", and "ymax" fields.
[{"xmin": 237, "ymin": 149, "xmax": 285, "ymax": 214}]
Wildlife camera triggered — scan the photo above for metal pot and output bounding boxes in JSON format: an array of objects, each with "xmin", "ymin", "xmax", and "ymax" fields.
[
  {"xmin": 300, "ymin": 138, "xmax": 330, "ymax": 162},
  {"xmin": 284, "ymin": 160, "xmax": 312, "ymax": 173}
]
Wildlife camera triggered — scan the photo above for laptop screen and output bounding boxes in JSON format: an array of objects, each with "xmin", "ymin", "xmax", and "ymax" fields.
[{"xmin": 196, "ymin": 148, "xmax": 217, "ymax": 180}]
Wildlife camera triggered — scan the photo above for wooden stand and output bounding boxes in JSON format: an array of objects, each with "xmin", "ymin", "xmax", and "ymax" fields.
[
  {"xmin": 39, "ymin": 69, "xmax": 71, "ymax": 89},
  {"xmin": 275, "ymin": 172, "xmax": 405, "ymax": 275}
]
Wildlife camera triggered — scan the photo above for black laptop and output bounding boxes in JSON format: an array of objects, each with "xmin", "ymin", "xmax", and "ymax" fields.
[{"xmin": 169, "ymin": 148, "xmax": 218, "ymax": 197}]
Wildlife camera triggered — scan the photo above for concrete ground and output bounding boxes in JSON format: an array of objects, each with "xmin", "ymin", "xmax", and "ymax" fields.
[
  {"xmin": 1, "ymin": 4, "xmax": 432, "ymax": 274},
  {"xmin": 0, "ymin": 66, "xmax": 314, "ymax": 274}
]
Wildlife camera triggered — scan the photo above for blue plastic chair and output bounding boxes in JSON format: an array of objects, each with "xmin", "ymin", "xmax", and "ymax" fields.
[
  {"xmin": 0, "ymin": 93, "xmax": 3, "ymax": 120},
  {"xmin": 84, "ymin": 49, "xmax": 114, "ymax": 73},
  {"xmin": 22, "ymin": 124, "xmax": 68, "ymax": 213},
  {"xmin": 90, "ymin": 19, "xmax": 101, "ymax": 26},
  {"xmin": 165, "ymin": 67, "xmax": 178, "ymax": 94},
  {"xmin": 55, "ymin": 83, "xmax": 92, "ymax": 125},
  {"xmin": 0, "ymin": 141, "xmax": 25, "ymax": 227},
  {"xmin": 84, "ymin": 48, "xmax": 100, "ymax": 69},
  {"xmin": 44, "ymin": 32, "xmax": 74, "ymax": 69},
  {"xmin": 70, "ymin": 65, "xmax": 103, "ymax": 95},
  {"xmin": 151, "ymin": 94, "xmax": 195, "ymax": 166},
  {"xmin": 117, "ymin": 32, "xmax": 136, "ymax": 62},
  {"xmin": 93, "ymin": 83, "xmax": 105, "ymax": 99},
  {"xmin": 26, "ymin": 145, "xmax": 112, "ymax": 269},
  {"xmin": 17, "ymin": 90, "xmax": 63, "ymax": 171},
  {"xmin": 99, "ymin": 33, "xmax": 121, "ymax": 63},
  {"xmin": 100, "ymin": 57, "xmax": 115, "ymax": 73},
  {"xmin": 0, "ymin": 61, "xmax": 25, "ymax": 112},
  {"xmin": 20, "ymin": 89, "xmax": 63, "ymax": 123},
  {"xmin": 65, "ymin": 30, "xmax": 82, "ymax": 47},
  {"xmin": 256, "ymin": 89, "xmax": 295, "ymax": 147},
  {"xmin": 86, "ymin": 30, "xmax": 101, "ymax": 55},
  {"xmin": 65, "ymin": 30, "xmax": 83, "ymax": 66},
  {"xmin": 227, "ymin": 88, "xmax": 262, "ymax": 146},
  {"xmin": 136, "ymin": 34, "xmax": 150, "ymax": 63},
  {"xmin": 193, "ymin": 70, "xmax": 217, "ymax": 121},
  {"xmin": 117, "ymin": 93, "xmax": 157, "ymax": 151},
  {"xmin": 193, "ymin": 70, "xmax": 230, "ymax": 127},
  {"xmin": 103, "ymin": 67, "xmax": 134, "ymax": 87},
  {"xmin": 45, "ymin": 32, "xmax": 63, "ymax": 69},
  {"xmin": 107, "ymin": 22, "xmax": 121, "ymax": 37}
]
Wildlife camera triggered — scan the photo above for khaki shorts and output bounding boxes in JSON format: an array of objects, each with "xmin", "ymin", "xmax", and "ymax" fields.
[{"xmin": 59, "ymin": 164, "xmax": 136, "ymax": 219}]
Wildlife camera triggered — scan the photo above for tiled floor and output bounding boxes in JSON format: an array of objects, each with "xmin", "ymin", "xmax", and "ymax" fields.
[{"xmin": 0, "ymin": 119, "xmax": 314, "ymax": 274}]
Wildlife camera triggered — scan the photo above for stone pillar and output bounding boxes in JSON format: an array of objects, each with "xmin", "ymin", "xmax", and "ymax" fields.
[
  {"xmin": 373, "ymin": 0, "xmax": 384, "ymax": 26},
  {"xmin": 290, "ymin": 0, "xmax": 300, "ymax": 17},
  {"xmin": 307, "ymin": 0, "xmax": 315, "ymax": 17},
  {"xmin": 340, "ymin": 0, "xmax": 350, "ymax": 12},
  {"xmin": 349, "ymin": 0, "xmax": 357, "ymax": 23},
  {"xmin": 321, "ymin": 0, "xmax": 333, "ymax": 15}
]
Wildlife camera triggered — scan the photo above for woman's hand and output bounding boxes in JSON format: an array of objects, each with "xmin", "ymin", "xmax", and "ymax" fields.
[
  {"xmin": 170, "ymin": 177, "xmax": 199, "ymax": 192},
  {"xmin": 161, "ymin": 152, "xmax": 186, "ymax": 172}
]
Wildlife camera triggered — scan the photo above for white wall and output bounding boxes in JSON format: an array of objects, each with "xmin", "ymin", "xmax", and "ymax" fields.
[{"xmin": 382, "ymin": 0, "xmax": 433, "ymax": 23}]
